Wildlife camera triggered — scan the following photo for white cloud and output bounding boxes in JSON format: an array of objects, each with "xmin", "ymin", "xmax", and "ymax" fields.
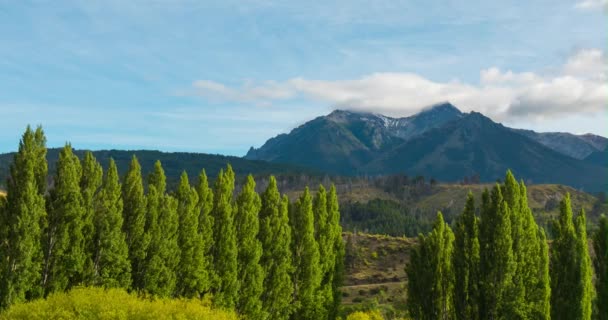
[
  {"xmin": 191, "ymin": 49, "xmax": 608, "ymax": 121},
  {"xmin": 575, "ymin": 0, "xmax": 608, "ymax": 10}
]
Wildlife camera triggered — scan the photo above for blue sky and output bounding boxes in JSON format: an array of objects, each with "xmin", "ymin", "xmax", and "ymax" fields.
[{"xmin": 0, "ymin": 0, "xmax": 606, "ymax": 155}]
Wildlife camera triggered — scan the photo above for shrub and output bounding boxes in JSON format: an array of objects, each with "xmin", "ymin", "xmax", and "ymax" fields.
[
  {"xmin": 0, "ymin": 287, "xmax": 238, "ymax": 320},
  {"xmin": 346, "ymin": 310, "xmax": 384, "ymax": 320}
]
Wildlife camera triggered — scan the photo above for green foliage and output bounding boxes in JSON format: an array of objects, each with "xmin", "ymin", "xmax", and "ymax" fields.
[
  {"xmin": 43, "ymin": 144, "xmax": 86, "ymax": 293},
  {"xmin": 211, "ymin": 166, "xmax": 239, "ymax": 308},
  {"xmin": 550, "ymin": 194, "xmax": 595, "ymax": 320},
  {"xmin": 259, "ymin": 176, "xmax": 293, "ymax": 320},
  {"xmin": 328, "ymin": 184, "xmax": 345, "ymax": 319},
  {"xmin": 175, "ymin": 172, "xmax": 205, "ymax": 298},
  {"xmin": 594, "ymin": 215, "xmax": 608, "ymax": 320},
  {"xmin": 234, "ymin": 175, "xmax": 264, "ymax": 318},
  {"xmin": 122, "ymin": 156, "xmax": 149, "ymax": 290},
  {"xmin": 1, "ymin": 126, "xmax": 47, "ymax": 307},
  {"xmin": 92, "ymin": 159, "xmax": 131, "ymax": 289},
  {"xmin": 406, "ymin": 212, "xmax": 455, "ymax": 320},
  {"xmin": 345, "ymin": 310, "xmax": 385, "ymax": 320},
  {"xmin": 79, "ymin": 151, "xmax": 103, "ymax": 284},
  {"xmin": 453, "ymin": 192, "xmax": 480, "ymax": 320},
  {"xmin": 0, "ymin": 287, "xmax": 238, "ymax": 320},
  {"xmin": 195, "ymin": 169, "xmax": 214, "ymax": 295},
  {"xmin": 290, "ymin": 187, "xmax": 321, "ymax": 319},
  {"xmin": 478, "ymin": 185, "xmax": 515, "ymax": 319}
]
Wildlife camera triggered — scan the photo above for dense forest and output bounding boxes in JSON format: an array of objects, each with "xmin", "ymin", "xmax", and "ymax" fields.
[{"xmin": 0, "ymin": 126, "xmax": 344, "ymax": 319}]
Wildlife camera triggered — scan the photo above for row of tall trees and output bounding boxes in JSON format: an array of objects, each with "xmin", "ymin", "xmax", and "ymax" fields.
[
  {"xmin": 0, "ymin": 126, "xmax": 345, "ymax": 320},
  {"xmin": 407, "ymin": 170, "xmax": 607, "ymax": 320}
]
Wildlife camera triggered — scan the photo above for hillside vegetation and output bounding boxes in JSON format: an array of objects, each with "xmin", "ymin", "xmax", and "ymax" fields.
[{"xmin": 0, "ymin": 287, "xmax": 237, "ymax": 320}]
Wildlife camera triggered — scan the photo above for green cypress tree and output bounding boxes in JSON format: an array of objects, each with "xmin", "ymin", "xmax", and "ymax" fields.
[
  {"xmin": 195, "ymin": 169, "xmax": 214, "ymax": 294},
  {"xmin": 122, "ymin": 156, "xmax": 148, "ymax": 290},
  {"xmin": 478, "ymin": 185, "xmax": 515, "ymax": 319},
  {"xmin": 92, "ymin": 159, "xmax": 131, "ymax": 288},
  {"xmin": 175, "ymin": 172, "xmax": 205, "ymax": 298},
  {"xmin": 212, "ymin": 166, "xmax": 239, "ymax": 307},
  {"xmin": 453, "ymin": 192, "xmax": 480, "ymax": 320},
  {"xmin": 234, "ymin": 174, "xmax": 264, "ymax": 318},
  {"xmin": 142, "ymin": 160, "xmax": 180, "ymax": 297},
  {"xmin": 259, "ymin": 176, "xmax": 293, "ymax": 320},
  {"xmin": 289, "ymin": 187, "xmax": 321, "ymax": 319},
  {"xmin": 327, "ymin": 184, "xmax": 345, "ymax": 320},
  {"xmin": 42, "ymin": 144, "xmax": 86, "ymax": 293},
  {"xmin": 79, "ymin": 151, "xmax": 103, "ymax": 284},
  {"xmin": 1, "ymin": 126, "xmax": 47, "ymax": 308},
  {"xmin": 313, "ymin": 185, "xmax": 333, "ymax": 316},
  {"xmin": 406, "ymin": 212, "xmax": 455, "ymax": 320},
  {"xmin": 550, "ymin": 194, "xmax": 594, "ymax": 320},
  {"xmin": 594, "ymin": 215, "xmax": 608, "ymax": 320},
  {"xmin": 575, "ymin": 209, "xmax": 594, "ymax": 320},
  {"xmin": 144, "ymin": 191, "xmax": 180, "ymax": 297}
]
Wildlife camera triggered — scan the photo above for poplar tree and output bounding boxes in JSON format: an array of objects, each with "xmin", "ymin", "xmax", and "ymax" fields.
[
  {"xmin": 406, "ymin": 212, "xmax": 455, "ymax": 320},
  {"xmin": 195, "ymin": 169, "xmax": 214, "ymax": 294},
  {"xmin": 42, "ymin": 144, "xmax": 86, "ymax": 293},
  {"xmin": 234, "ymin": 175, "xmax": 264, "ymax": 318},
  {"xmin": 0, "ymin": 126, "xmax": 47, "ymax": 308},
  {"xmin": 142, "ymin": 160, "xmax": 180, "ymax": 296},
  {"xmin": 122, "ymin": 156, "xmax": 148, "ymax": 290},
  {"xmin": 259, "ymin": 176, "xmax": 293, "ymax": 320},
  {"xmin": 478, "ymin": 186, "xmax": 515, "ymax": 319},
  {"xmin": 594, "ymin": 215, "xmax": 608, "ymax": 320},
  {"xmin": 290, "ymin": 187, "xmax": 321, "ymax": 319},
  {"xmin": 79, "ymin": 151, "xmax": 103, "ymax": 284},
  {"xmin": 212, "ymin": 166, "xmax": 238, "ymax": 307},
  {"xmin": 453, "ymin": 192, "xmax": 480, "ymax": 320},
  {"xmin": 313, "ymin": 185, "xmax": 333, "ymax": 316},
  {"xmin": 327, "ymin": 184, "xmax": 345, "ymax": 320},
  {"xmin": 550, "ymin": 194, "xmax": 594, "ymax": 320},
  {"xmin": 92, "ymin": 159, "xmax": 131, "ymax": 288},
  {"xmin": 175, "ymin": 172, "xmax": 205, "ymax": 297}
]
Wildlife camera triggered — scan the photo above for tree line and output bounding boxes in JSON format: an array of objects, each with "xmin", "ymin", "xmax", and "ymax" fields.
[
  {"xmin": 406, "ymin": 170, "xmax": 608, "ymax": 320},
  {"xmin": 0, "ymin": 126, "xmax": 345, "ymax": 320}
]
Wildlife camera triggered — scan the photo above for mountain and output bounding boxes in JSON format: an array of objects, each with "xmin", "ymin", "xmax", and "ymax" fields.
[
  {"xmin": 584, "ymin": 148, "xmax": 608, "ymax": 167},
  {"xmin": 245, "ymin": 102, "xmax": 463, "ymax": 175},
  {"xmin": 513, "ymin": 129, "xmax": 606, "ymax": 159},
  {"xmin": 0, "ymin": 149, "xmax": 313, "ymax": 190},
  {"xmin": 246, "ymin": 103, "xmax": 607, "ymax": 191}
]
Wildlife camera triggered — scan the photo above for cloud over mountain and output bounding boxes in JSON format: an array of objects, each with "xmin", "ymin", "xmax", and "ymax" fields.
[{"xmin": 191, "ymin": 49, "xmax": 608, "ymax": 122}]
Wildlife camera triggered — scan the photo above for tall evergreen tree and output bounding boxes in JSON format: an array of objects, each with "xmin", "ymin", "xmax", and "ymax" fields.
[
  {"xmin": 141, "ymin": 160, "xmax": 180, "ymax": 297},
  {"xmin": 327, "ymin": 184, "xmax": 345, "ymax": 320},
  {"xmin": 575, "ymin": 209, "xmax": 594, "ymax": 320},
  {"xmin": 175, "ymin": 172, "xmax": 205, "ymax": 298},
  {"xmin": 234, "ymin": 175, "xmax": 264, "ymax": 318},
  {"xmin": 92, "ymin": 159, "xmax": 131, "ymax": 288},
  {"xmin": 42, "ymin": 144, "xmax": 86, "ymax": 293},
  {"xmin": 313, "ymin": 185, "xmax": 333, "ymax": 317},
  {"xmin": 289, "ymin": 187, "xmax": 321, "ymax": 319},
  {"xmin": 79, "ymin": 151, "xmax": 103, "ymax": 284},
  {"xmin": 259, "ymin": 176, "xmax": 293, "ymax": 320},
  {"xmin": 406, "ymin": 212, "xmax": 455, "ymax": 320},
  {"xmin": 0, "ymin": 126, "xmax": 47, "ymax": 308},
  {"xmin": 478, "ymin": 185, "xmax": 515, "ymax": 319},
  {"xmin": 594, "ymin": 215, "xmax": 608, "ymax": 320},
  {"xmin": 212, "ymin": 166, "xmax": 239, "ymax": 307},
  {"xmin": 122, "ymin": 156, "xmax": 148, "ymax": 290},
  {"xmin": 195, "ymin": 169, "xmax": 214, "ymax": 294},
  {"xmin": 453, "ymin": 192, "xmax": 480, "ymax": 320},
  {"xmin": 550, "ymin": 194, "xmax": 594, "ymax": 320},
  {"xmin": 144, "ymin": 191, "xmax": 180, "ymax": 297}
]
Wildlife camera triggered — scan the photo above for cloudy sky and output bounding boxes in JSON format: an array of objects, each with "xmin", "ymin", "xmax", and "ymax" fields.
[{"xmin": 1, "ymin": 0, "xmax": 606, "ymax": 155}]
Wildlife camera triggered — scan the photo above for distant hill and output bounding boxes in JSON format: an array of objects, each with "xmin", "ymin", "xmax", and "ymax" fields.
[
  {"xmin": 584, "ymin": 148, "xmax": 608, "ymax": 167},
  {"xmin": 246, "ymin": 103, "xmax": 607, "ymax": 191},
  {"xmin": 0, "ymin": 149, "xmax": 313, "ymax": 190}
]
